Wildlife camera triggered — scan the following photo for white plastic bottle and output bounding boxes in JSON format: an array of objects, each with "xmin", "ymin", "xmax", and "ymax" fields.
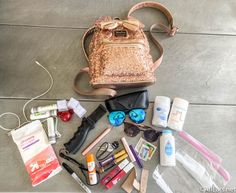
[
  {"xmin": 47, "ymin": 117, "xmax": 56, "ymax": 144},
  {"xmin": 167, "ymin": 98, "xmax": 189, "ymax": 131},
  {"xmin": 160, "ymin": 130, "xmax": 176, "ymax": 166},
  {"xmin": 152, "ymin": 96, "xmax": 171, "ymax": 127},
  {"xmin": 31, "ymin": 104, "xmax": 57, "ymax": 114},
  {"xmin": 30, "ymin": 110, "xmax": 57, "ymax": 120}
]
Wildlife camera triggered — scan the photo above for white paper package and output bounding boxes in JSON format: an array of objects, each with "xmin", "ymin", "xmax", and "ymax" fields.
[{"xmin": 11, "ymin": 120, "xmax": 62, "ymax": 186}]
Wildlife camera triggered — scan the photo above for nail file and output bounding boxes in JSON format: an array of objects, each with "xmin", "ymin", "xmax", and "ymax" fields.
[
  {"xmin": 121, "ymin": 137, "xmax": 136, "ymax": 162},
  {"xmin": 82, "ymin": 127, "xmax": 111, "ymax": 156},
  {"xmin": 121, "ymin": 169, "xmax": 137, "ymax": 193},
  {"xmin": 140, "ymin": 169, "xmax": 149, "ymax": 193}
]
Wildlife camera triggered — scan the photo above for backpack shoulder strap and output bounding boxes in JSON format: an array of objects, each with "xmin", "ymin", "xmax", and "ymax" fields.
[
  {"xmin": 74, "ymin": 27, "xmax": 117, "ymax": 97},
  {"xmin": 127, "ymin": 1, "xmax": 178, "ymax": 71},
  {"xmin": 82, "ymin": 26, "xmax": 96, "ymax": 62}
]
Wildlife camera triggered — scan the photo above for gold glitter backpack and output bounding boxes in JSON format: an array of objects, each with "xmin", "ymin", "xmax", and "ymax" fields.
[{"xmin": 74, "ymin": 1, "xmax": 178, "ymax": 97}]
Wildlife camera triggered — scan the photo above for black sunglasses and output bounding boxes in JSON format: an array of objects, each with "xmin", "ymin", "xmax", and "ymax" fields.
[{"xmin": 124, "ymin": 122, "xmax": 161, "ymax": 142}]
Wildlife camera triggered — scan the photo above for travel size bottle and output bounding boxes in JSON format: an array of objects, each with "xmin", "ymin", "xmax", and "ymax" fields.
[
  {"xmin": 87, "ymin": 154, "xmax": 98, "ymax": 185},
  {"xmin": 160, "ymin": 130, "xmax": 176, "ymax": 166}
]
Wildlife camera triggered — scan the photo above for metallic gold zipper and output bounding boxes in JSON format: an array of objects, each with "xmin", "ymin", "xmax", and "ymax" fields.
[{"xmin": 102, "ymin": 39, "xmax": 145, "ymax": 48}]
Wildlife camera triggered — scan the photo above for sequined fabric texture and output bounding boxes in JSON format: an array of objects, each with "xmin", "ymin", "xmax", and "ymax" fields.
[{"xmin": 89, "ymin": 17, "xmax": 156, "ymax": 88}]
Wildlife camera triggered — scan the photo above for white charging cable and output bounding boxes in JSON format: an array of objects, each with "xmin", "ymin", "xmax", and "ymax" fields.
[
  {"xmin": 0, "ymin": 112, "xmax": 21, "ymax": 131},
  {"xmin": 0, "ymin": 61, "xmax": 54, "ymax": 132},
  {"xmin": 22, "ymin": 61, "xmax": 54, "ymax": 122}
]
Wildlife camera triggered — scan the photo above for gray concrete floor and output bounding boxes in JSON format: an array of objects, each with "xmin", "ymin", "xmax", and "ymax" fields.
[{"xmin": 0, "ymin": 0, "xmax": 236, "ymax": 192}]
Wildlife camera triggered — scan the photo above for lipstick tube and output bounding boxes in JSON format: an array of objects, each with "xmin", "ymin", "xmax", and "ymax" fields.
[
  {"xmin": 100, "ymin": 159, "xmax": 129, "ymax": 186},
  {"xmin": 105, "ymin": 162, "xmax": 134, "ymax": 189}
]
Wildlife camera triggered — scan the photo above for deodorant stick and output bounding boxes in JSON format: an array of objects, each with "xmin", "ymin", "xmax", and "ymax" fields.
[
  {"xmin": 167, "ymin": 98, "xmax": 189, "ymax": 131},
  {"xmin": 152, "ymin": 96, "xmax": 171, "ymax": 127}
]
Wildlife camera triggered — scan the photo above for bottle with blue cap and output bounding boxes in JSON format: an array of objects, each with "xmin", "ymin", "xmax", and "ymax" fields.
[{"xmin": 160, "ymin": 130, "xmax": 176, "ymax": 166}]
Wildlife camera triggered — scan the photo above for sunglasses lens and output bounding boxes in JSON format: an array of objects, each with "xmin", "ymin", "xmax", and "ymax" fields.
[
  {"xmin": 124, "ymin": 122, "xmax": 140, "ymax": 137},
  {"xmin": 108, "ymin": 111, "xmax": 126, "ymax": 126},
  {"xmin": 143, "ymin": 130, "xmax": 160, "ymax": 142},
  {"xmin": 129, "ymin": 109, "xmax": 146, "ymax": 124}
]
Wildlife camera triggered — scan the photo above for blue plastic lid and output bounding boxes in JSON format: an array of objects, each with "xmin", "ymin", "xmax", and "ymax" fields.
[{"xmin": 162, "ymin": 130, "xmax": 172, "ymax": 134}]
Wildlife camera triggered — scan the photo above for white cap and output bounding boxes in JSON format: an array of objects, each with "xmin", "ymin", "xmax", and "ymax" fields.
[
  {"xmin": 155, "ymin": 96, "xmax": 171, "ymax": 104},
  {"xmin": 173, "ymin": 97, "xmax": 189, "ymax": 107}
]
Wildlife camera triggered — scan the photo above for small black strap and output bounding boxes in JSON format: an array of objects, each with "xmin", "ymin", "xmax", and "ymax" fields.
[{"xmin": 59, "ymin": 151, "xmax": 100, "ymax": 186}]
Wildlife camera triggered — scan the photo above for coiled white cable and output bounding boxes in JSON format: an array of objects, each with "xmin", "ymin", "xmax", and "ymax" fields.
[
  {"xmin": 0, "ymin": 61, "xmax": 54, "ymax": 131},
  {"xmin": 0, "ymin": 112, "xmax": 21, "ymax": 131}
]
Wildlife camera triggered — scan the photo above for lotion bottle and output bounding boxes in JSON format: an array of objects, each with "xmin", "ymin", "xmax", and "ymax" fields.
[{"xmin": 160, "ymin": 130, "xmax": 176, "ymax": 166}]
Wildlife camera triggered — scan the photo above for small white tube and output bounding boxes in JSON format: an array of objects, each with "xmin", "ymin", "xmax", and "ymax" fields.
[
  {"xmin": 47, "ymin": 117, "xmax": 56, "ymax": 144},
  {"xmin": 30, "ymin": 110, "xmax": 57, "ymax": 120},
  {"xmin": 31, "ymin": 104, "xmax": 57, "ymax": 114}
]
